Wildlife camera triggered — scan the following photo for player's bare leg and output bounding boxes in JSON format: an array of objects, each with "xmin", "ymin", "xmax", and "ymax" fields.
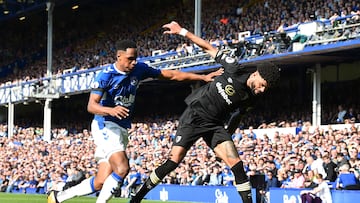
[
  {"xmin": 48, "ymin": 161, "xmax": 112, "ymax": 203},
  {"xmin": 96, "ymin": 151, "xmax": 129, "ymax": 203},
  {"xmin": 129, "ymin": 146, "xmax": 187, "ymax": 203},
  {"xmin": 214, "ymin": 140, "xmax": 253, "ymax": 203}
]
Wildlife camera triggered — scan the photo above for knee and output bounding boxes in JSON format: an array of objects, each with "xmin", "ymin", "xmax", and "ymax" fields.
[
  {"xmin": 112, "ymin": 165, "xmax": 130, "ymax": 178},
  {"xmin": 93, "ymin": 182, "xmax": 103, "ymax": 191},
  {"xmin": 93, "ymin": 176, "xmax": 106, "ymax": 191}
]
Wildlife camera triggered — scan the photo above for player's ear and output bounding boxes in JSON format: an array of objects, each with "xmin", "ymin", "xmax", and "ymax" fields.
[
  {"xmin": 116, "ymin": 50, "xmax": 122, "ymax": 58},
  {"xmin": 251, "ymin": 71, "xmax": 258, "ymax": 78}
]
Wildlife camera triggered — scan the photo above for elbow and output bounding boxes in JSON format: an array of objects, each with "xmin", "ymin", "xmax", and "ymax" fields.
[
  {"xmin": 170, "ymin": 71, "xmax": 186, "ymax": 81},
  {"xmin": 87, "ymin": 102, "xmax": 93, "ymax": 114}
]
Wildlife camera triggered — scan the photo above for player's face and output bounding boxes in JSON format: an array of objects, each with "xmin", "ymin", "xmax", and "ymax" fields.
[
  {"xmin": 116, "ymin": 48, "xmax": 138, "ymax": 73},
  {"xmin": 250, "ymin": 72, "xmax": 268, "ymax": 95}
]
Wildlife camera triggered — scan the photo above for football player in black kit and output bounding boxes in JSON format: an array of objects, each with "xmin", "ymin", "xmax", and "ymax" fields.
[{"xmin": 129, "ymin": 21, "xmax": 280, "ymax": 203}]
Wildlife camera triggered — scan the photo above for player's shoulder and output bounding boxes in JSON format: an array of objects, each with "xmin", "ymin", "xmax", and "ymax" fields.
[
  {"xmin": 216, "ymin": 50, "xmax": 239, "ymax": 65},
  {"xmin": 133, "ymin": 62, "xmax": 160, "ymax": 76},
  {"xmin": 101, "ymin": 63, "xmax": 117, "ymax": 74},
  {"xmin": 135, "ymin": 62, "xmax": 152, "ymax": 69}
]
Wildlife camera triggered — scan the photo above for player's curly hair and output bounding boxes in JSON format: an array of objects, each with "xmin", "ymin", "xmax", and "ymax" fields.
[
  {"xmin": 257, "ymin": 62, "xmax": 281, "ymax": 87},
  {"xmin": 116, "ymin": 40, "xmax": 137, "ymax": 51}
]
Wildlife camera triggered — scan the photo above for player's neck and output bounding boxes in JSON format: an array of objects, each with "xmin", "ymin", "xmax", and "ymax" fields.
[{"xmin": 114, "ymin": 62, "xmax": 127, "ymax": 75}]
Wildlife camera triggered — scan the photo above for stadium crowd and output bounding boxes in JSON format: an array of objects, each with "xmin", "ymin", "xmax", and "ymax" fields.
[{"xmin": 0, "ymin": 115, "xmax": 359, "ymax": 196}]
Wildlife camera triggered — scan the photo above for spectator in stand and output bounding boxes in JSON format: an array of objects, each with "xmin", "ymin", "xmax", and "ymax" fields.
[
  {"xmin": 304, "ymin": 155, "xmax": 327, "ymax": 180},
  {"xmin": 348, "ymin": 147, "xmax": 360, "ymax": 170},
  {"xmin": 329, "ymin": 12, "xmax": 340, "ymax": 27},
  {"xmin": 260, "ymin": 171, "xmax": 280, "ymax": 203},
  {"xmin": 336, "ymin": 164, "xmax": 360, "ymax": 190},
  {"xmin": 281, "ymin": 169, "xmax": 305, "ymax": 188},
  {"xmin": 351, "ymin": 10, "xmax": 360, "ymax": 22},
  {"xmin": 208, "ymin": 165, "xmax": 223, "ymax": 186},
  {"xmin": 345, "ymin": 107, "xmax": 357, "ymax": 123},
  {"xmin": 333, "ymin": 105, "xmax": 347, "ymax": 123},
  {"xmin": 323, "ymin": 154, "xmax": 338, "ymax": 182},
  {"xmin": 5, "ymin": 173, "xmax": 21, "ymax": 193},
  {"xmin": 36, "ymin": 174, "xmax": 48, "ymax": 194},
  {"xmin": 222, "ymin": 167, "xmax": 235, "ymax": 186},
  {"xmin": 128, "ymin": 152, "xmax": 142, "ymax": 166},
  {"xmin": 335, "ymin": 152, "xmax": 350, "ymax": 171},
  {"xmin": 247, "ymin": 126, "xmax": 257, "ymax": 140},
  {"xmin": 191, "ymin": 167, "xmax": 207, "ymax": 186},
  {"xmin": 300, "ymin": 174, "xmax": 333, "ymax": 203},
  {"xmin": 232, "ymin": 127, "xmax": 244, "ymax": 144},
  {"xmin": 303, "ymin": 170, "xmax": 318, "ymax": 189}
]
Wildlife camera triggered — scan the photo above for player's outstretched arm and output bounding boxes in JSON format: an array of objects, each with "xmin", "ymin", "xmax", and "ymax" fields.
[
  {"xmin": 162, "ymin": 21, "xmax": 218, "ymax": 58},
  {"xmin": 159, "ymin": 68, "xmax": 223, "ymax": 82}
]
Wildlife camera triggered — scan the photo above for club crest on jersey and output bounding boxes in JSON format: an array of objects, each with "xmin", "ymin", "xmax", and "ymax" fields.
[
  {"xmin": 175, "ymin": 136, "xmax": 182, "ymax": 143},
  {"xmin": 130, "ymin": 77, "xmax": 139, "ymax": 86}
]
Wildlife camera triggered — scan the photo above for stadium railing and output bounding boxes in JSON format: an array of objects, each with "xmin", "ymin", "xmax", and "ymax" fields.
[{"xmin": 0, "ymin": 14, "xmax": 359, "ymax": 105}]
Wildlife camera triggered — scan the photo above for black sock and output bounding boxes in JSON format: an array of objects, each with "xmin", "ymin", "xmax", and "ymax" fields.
[
  {"xmin": 132, "ymin": 159, "xmax": 178, "ymax": 201},
  {"xmin": 238, "ymin": 190, "xmax": 253, "ymax": 203},
  {"xmin": 131, "ymin": 178, "xmax": 155, "ymax": 201},
  {"xmin": 231, "ymin": 161, "xmax": 252, "ymax": 203},
  {"xmin": 155, "ymin": 159, "xmax": 178, "ymax": 178},
  {"xmin": 231, "ymin": 161, "xmax": 248, "ymax": 184}
]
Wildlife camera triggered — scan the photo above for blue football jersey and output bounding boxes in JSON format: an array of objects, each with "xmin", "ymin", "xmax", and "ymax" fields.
[{"xmin": 91, "ymin": 62, "xmax": 161, "ymax": 128}]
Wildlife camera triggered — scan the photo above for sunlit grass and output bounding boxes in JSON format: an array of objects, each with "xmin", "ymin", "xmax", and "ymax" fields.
[{"xmin": 0, "ymin": 193, "xmax": 192, "ymax": 203}]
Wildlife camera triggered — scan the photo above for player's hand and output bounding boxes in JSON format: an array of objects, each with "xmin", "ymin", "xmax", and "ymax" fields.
[
  {"xmin": 109, "ymin": 105, "xmax": 129, "ymax": 120},
  {"xmin": 204, "ymin": 68, "xmax": 223, "ymax": 82},
  {"xmin": 162, "ymin": 21, "xmax": 182, "ymax": 35}
]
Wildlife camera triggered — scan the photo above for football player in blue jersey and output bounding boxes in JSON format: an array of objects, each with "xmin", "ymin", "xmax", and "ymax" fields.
[
  {"xmin": 47, "ymin": 40, "xmax": 223, "ymax": 203},
  {"xmin": 129, "ymin": 21, "xmax": 280, "ymax": 203}
]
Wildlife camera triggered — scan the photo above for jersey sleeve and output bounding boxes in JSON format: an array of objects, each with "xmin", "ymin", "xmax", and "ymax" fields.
[
  {"xmin": 214, "ymin": 50, "xmax": 240, "ymax": 72},
  {"xmin": 90, "ymin": 67, "xmax": 112, "ymax": 96},
  {"xmin": 138, "ymin": 62, "xmax": 161, "ymax": 79}
]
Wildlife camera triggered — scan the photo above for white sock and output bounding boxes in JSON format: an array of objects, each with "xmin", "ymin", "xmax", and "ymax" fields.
[
  {"xmin": 57, "ymin": 177, "xmax": 96, "ymax": 203},
  {"xmin": 96, "ymin": 172, "xmax": 123, "ymax": 203}
]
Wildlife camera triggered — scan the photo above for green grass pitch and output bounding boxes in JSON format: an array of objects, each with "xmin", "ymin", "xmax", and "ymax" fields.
[{"xmin": 0, "ymin": 193, "xmax": 194, "ymax": 203}]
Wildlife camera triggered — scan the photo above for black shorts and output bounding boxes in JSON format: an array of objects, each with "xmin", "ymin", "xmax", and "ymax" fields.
[{"xmin": 173, "ymin": 106, "xmax": 232, "ymax": 150}]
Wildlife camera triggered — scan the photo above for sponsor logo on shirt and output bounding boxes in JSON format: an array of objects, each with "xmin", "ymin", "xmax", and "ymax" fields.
[
  {"xmin": 114, "ymin": 94, "xmax": 135, "ymax": 107},
  {"xmin": 216, "ymin": 82, "xmax": 233, "ymax": 105},
  {"xmin": 225, "ymin": 85, "xmax": 235, "ymax": 96}
]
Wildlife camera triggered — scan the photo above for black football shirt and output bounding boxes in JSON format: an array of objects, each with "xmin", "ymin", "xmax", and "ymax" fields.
[{"xmin": 185, "ymin": 50, "xmax": 255, "ymax": 122}]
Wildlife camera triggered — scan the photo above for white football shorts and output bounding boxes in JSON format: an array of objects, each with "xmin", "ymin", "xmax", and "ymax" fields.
[{"xmin": 91, "ymin": 120, "xmax": 129, "ymax": 163}]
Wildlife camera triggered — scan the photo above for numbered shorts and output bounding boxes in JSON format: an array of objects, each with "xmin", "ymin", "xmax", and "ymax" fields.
[
  {"xmin": 91, "ymin": 120, "xmax": 129, "ymax": 162},
  {"xmin": 173, "ymin": 107, "xmax": 232, "ymax": 150}
]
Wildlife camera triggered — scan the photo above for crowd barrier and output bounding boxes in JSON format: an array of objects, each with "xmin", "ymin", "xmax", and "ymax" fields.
[
  {"xmin": 145, "ymin": 184, "xmax": 256, "ymax": 203},
  {"xmin": 143, "ymin": 184, "xmax": 360, "ymax": 203}
]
